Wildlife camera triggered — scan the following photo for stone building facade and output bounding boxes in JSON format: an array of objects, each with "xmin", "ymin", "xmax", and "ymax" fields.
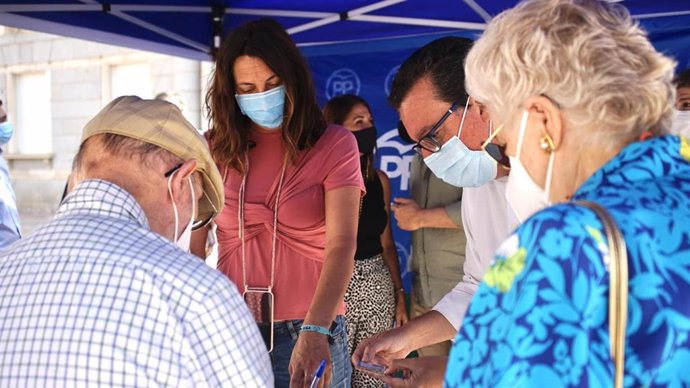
[{"xmin": 0, "ymin": 26, "xmax": 212, "ymax": 233}]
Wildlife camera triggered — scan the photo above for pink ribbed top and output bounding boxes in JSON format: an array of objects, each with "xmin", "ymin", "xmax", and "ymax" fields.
[{"xmin": 214, "ymin": 124, "xmax": 364, "ymax": 320}]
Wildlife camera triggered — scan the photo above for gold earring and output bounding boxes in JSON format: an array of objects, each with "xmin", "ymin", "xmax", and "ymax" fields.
[
  {"xmin": 540, "ymin": 135, "xmax": 555, "ymax": 152},
  {"xmin": 539, "ymin": 135, "xmax": 556, "ymax": 152}
]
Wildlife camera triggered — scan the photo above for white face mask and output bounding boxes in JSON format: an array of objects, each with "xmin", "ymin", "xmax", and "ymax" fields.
[
  {"xmin": 167, "ymin": 169, "xmax": 195, "ymax": 252},
  {"xmin": 670, "ymin": 109, "xmax": 690, "ymax": 138},
  {"xmin": 505, "ymin": 110, "xmax": 555, "ymax": 223}
]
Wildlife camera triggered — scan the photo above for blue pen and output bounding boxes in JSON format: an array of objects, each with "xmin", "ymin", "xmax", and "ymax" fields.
[{"xmin": 308, "ymin": 359, "xmax": 327, "ymax": 388}]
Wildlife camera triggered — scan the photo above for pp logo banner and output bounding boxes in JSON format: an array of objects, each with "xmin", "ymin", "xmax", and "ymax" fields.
[
  {"xmin": 325, "ymin": 68, "xmax": 360, "ymax": 99},
  {"xmin": 377, "ymin": 128, "xmax": 414, "ymax": 191},
  {"xmin": 395, "ymin": 241, "xmax": 411, "ymax": 273},
  {"xmin": 384, "ymin": 65, "xmax": 400, "ymax": 97}
]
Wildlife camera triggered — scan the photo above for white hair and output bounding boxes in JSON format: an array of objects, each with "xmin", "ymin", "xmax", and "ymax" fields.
[{"xmin": 465, "ymin": 0, "xmax": 676, "ymax": 149}]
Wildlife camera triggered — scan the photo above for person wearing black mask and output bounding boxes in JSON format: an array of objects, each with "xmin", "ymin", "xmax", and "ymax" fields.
[{"xmin": 324, "ymin": 95, "xmax": 407, "ymax": 388}]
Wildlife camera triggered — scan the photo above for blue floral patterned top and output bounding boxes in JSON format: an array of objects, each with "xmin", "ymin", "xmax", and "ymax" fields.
[{"xmin": 444, "ymin": 135, "xmax": 690, "ymax": 388}]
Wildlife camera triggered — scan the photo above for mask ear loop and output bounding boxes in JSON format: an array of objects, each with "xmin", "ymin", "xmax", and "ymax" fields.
[
  {"xmin": 481, "ymin": 121, "xmax": 503, "ymax": 149},
  {"xmin": 485, "ymin": 120, "xmax": 497, "ymax": 166},
  {"xmin": 187, "ymin": 175, "xmax": 196, "ymax": 228},
  {"xmin": 167, "ymin": 169, "xmax": 180, "ymax": 242},
  {"xmin": 456, "ymin": 98, "xmax": 471, "ymax": 138},
  {"xmin": 516, "ymin": 111, "xmax": 529, "ymax": 160}
]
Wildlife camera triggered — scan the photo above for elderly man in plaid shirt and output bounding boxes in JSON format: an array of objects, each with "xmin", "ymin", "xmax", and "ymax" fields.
[{"xmin": 0, "ymin": 96, "xmax": 273, "ymax": 387}]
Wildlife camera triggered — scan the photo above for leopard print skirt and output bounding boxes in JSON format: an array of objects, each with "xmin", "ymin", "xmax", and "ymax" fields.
[{"xmin": 344, "ymin": 255, "xmax": 395, "ymax": 388}]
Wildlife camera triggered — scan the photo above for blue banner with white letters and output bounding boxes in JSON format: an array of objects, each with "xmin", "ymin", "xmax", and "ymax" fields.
[
  {"xmin": 302, "ymin": 26, "xmax": 690, "ymax": 291},
  {"xmin": 303, "ymin": 31, "xmax": 475, "ymax": 290}
]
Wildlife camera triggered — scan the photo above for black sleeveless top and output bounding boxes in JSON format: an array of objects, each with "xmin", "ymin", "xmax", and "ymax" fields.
[{"xmin": 355, "ymin": 172, "xmax": 387, "ymax": 260}]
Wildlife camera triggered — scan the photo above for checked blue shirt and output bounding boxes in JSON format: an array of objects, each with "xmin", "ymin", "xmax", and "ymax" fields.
[{"xmin": 0, "ymin": 179, "xmax": 273, "ymax": 387}]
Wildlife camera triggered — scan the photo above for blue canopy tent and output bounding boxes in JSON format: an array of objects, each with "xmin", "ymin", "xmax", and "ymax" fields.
[
  {"xmin": 0, "ymin": 1, "xmax": 688, "ymax": 63},
  {"xmin": 2, "ymin": 1, "xmax": 689, "ymax": 285}
]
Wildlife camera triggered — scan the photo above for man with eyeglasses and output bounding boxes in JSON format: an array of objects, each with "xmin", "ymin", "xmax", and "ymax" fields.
[
  {"xmin": 0, "ymin": 96, "xmax": 273, "ymax": 387},
  {"xmin": 352, "ymin": 37, "xmax": 518, "ymax": 387},
  {"xmin": 389, "ymin": 40, "xmax": 471, "ymax": 359}
]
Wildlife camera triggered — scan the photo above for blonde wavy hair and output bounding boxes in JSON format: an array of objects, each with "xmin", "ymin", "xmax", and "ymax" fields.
[{"xmin": 465, "ymin": 0, "xmax": 676, "ymax": 149}]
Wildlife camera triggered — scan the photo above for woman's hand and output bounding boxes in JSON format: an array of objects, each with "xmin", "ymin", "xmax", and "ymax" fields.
[
  {"xmin": 380, "ymin": 171, "xmax": 410, "ymax": 329},
  {"xmin": 295, "ymin": 186, "xmax": 358, "ymax": 386},
  {"xmin": 289, "ymin": 332, "xmax": 332, "ymax": 388},
  {"xmin": 394, "ymin": 295, "xmax": 409, "ymax": 327}
]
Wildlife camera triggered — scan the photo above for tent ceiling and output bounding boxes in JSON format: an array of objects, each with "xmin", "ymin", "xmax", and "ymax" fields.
[{"xmin": 0, "ymin": 1, "xmax": 689, "ymax": 61}]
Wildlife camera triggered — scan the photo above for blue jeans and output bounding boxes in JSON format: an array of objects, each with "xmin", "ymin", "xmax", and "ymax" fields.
[{"xmin": 269, "ymin": 316, "xmax": 352, "ymax": 388}]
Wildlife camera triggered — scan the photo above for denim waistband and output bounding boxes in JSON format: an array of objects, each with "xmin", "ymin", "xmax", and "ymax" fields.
[{"xmin": 272, "ymin": 320, "xmax": 303, "ymax": 341}]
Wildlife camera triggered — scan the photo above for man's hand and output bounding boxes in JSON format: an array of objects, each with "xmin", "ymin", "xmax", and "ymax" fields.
[
  {"xmin": 394, "ymin": 297, "xmax": 409, "ymax": 327},
  {"xmin": 352, "ymin": 327, "xmax": 413, "ymax": 368},
  {"xmin": 376, "ymin": 357, "xmax": 448, "ymax": 388},
  {"xmin": 289, "ymin": 332, "xmax": 331, "ymax": 388},
  {"xmin": 391, "ymin": 198, "xmax": 422, "ymax": 231}
]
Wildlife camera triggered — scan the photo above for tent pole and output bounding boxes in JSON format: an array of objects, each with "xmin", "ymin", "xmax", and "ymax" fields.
[{"xmin": 211, "ymin": 5, "xmax": 225, "ymax": 60}]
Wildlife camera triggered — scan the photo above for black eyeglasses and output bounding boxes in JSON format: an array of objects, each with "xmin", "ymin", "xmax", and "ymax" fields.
[
  {"xmin": 397, "ymin": 101, "xmax": 461, "ymax": 155},
  {"xmin": 164, "ymin": 163, "xmax": 183, "ymax": 177}
]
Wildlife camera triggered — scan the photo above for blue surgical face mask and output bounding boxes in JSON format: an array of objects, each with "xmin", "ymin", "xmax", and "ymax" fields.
[
  {"xmin": 0, "ymin": 122, "xmax": 13, "ymax": 144},
  {"xmin": 423, "ymin": 101, "xmax": 497, "ymax": 188},
  {"xmin": 235, "ymin": 85, "xmax": 286, "ymax": 130}
]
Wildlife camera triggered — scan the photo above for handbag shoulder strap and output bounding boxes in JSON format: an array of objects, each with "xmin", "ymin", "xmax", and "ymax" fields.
[{"xmin": 575, "ymin": 200, "xmax": 628, "ymax": 388}]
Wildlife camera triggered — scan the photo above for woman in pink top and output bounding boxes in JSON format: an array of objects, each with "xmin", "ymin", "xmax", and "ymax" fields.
[{"xmin": 192, "ymin": 19, "xmax": 363, "ymax": 388}]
